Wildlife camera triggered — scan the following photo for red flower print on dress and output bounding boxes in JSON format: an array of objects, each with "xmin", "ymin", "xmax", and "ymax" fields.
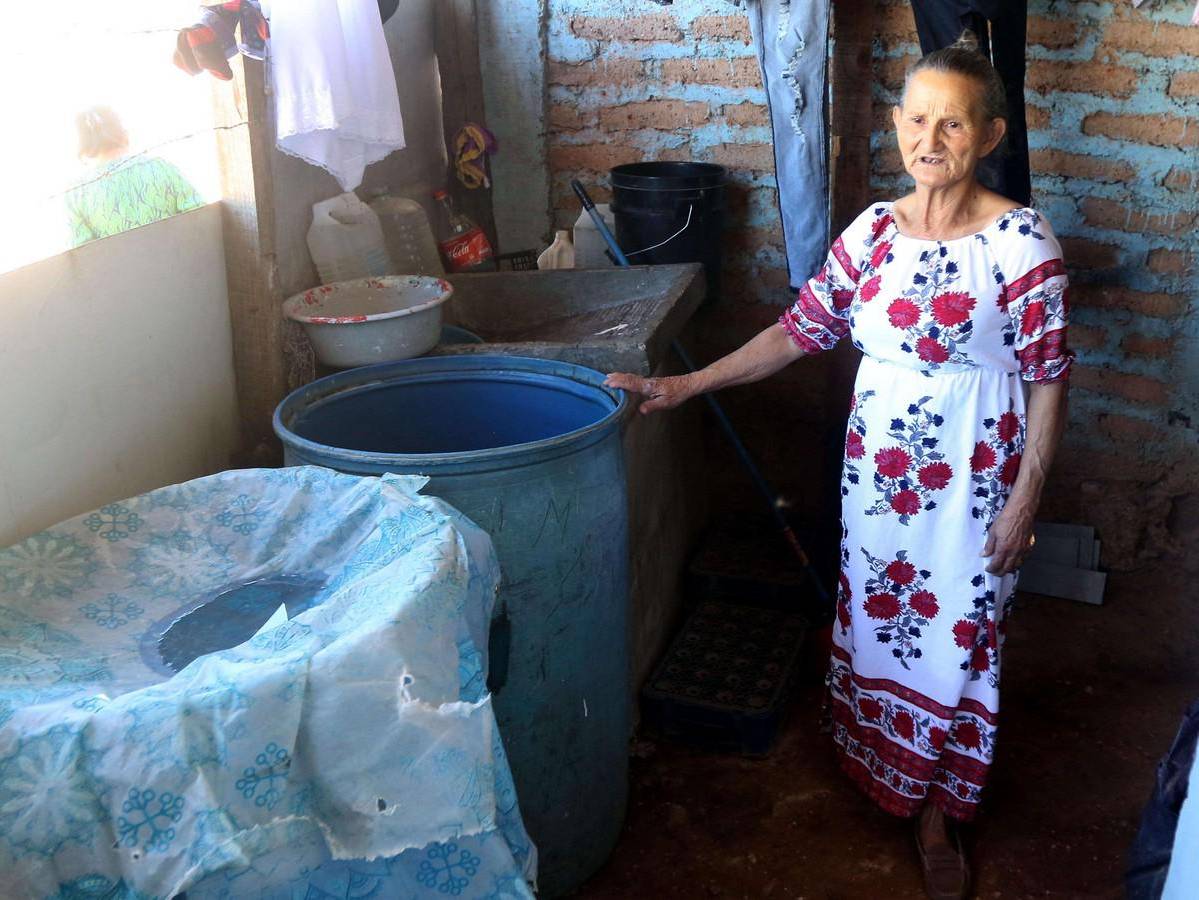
[
  {"xmin": 1020, "ymin": 300, "xmax": 1046, "ymax": 337},
  {"xmin": 909, "ymin": 590, "xmax": 940, "ymax": 618},
  {"xmin": 999, "ymin": 453, "xmax": 1022, "ymax": 486},
  {"xmin": 916, "ymin": 337, "xmax": 950, "ymax": 364},
  {"xmin": 971, "ymin": 402, "xmax": 1027, "ymax": 529},
  {"xmin": 952, "ymin": 619, "xmax": 978, "ymax": 649},
  {"xmin": 971, "ymin": 441, "xmax": 997, "ymax": 473},
  {"xmin": 875, "ymin": 447, "xmax": 912, "ymax": 478},
  {"xmin": 858, "ymin": 697, "xmax": 883, "ymax": 721},
  {"xmin": 859, "ymin": 275, "xmax": 882, "ymax": 303},
  {"xmin": 837, "ymin": 570, "xmax": 852, "ymax": 632},
  {"xmin": 866, "ymin": 397, "xmax": 950, "ymax": 525},
  {"xmin": 886, "ymin": 560, "xmax": 917, "ymax": 585},
  {"xmin": 928, "ymin": 726, "xmax": 948, "ymax": 749},
  {"xmin": 918, "ymin": 462, "xmax": 953, "ymax": 490},
  {"xmin": 865, "ymin": 592, "xmax": 901, "ymax": 620},
  {"xmin": 891, "ymin": 244, "xmax": 976, "ymax": 369},
  {"xmin": 842, "ymin": 390, "xmax": 875, "ymax": 498},
  {"xmin": 970, "ymin": 645, "xmax": 991, "ymax": 672},
  {"xmin": 893, "ymin": 709, "xmax": 915, "ymax": 741},
  {"xmin": 859, "ymin": 548, "xmax": 939, "ymax": 669},
  {"xmin": 870, "ymin": 240, "xmax": 893, "ymax": 269},
  {"xmin": 997, "ymin": 411, "xmax": 1021, "ymax": 442},
  {"xmin": 888, "ymin": 299, "xmax": 921, "ymax": 329},
  {"xmin": 956, "ymin": 574, "xmax": 1002, "ymax": 689},
  {"xmin": 952, "ymin": 721, "xmax": 982, "ymax": 750},
  {"xmin": 930, "ymin": 292, "xmax": 976, "ymax": 327}
]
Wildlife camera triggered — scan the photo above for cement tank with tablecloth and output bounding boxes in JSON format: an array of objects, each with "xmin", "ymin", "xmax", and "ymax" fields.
[
  {"xmin": 274, "ymin": 355, "xmax": 632, "ymax": 896},
  {"xmin": 0, "ymin": 467, "xmax": 536, "ymax": 899}
]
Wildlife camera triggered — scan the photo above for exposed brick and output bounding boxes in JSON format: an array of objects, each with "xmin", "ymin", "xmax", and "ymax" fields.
[
  {"xmin": 1121, "ymin": 333, "xmax": 1175, "ymax": 358},
  {"xmin": 1069, "ymin": 323, "xmax": 1108, "ymax": 350},
  {"xmin": 1097, "ymin": 413, "xmax": 1165, "ymax": 444},
  {"xmin": 878, "ymin": 2, "xmax": 918, "ymax": 49},
  {"xmin": 549, "ymin": 103, "xmax": 592, "ymax": 131},
  {"xmin": 1169, "ymin": 71, "xmax": 1199, "ymax": 99},
  {"xmin": 877, "ymin": 54, "xmax": 918, "ymax": 93},
  {"xmin": 691, "ymin": 15, "xmax": 752, "ymax": 43},
  {"xmin": 1026, "ymin": 104, "xmax": 1052, "ymax": 131},
  {"xmin": 1071, "ymin": 366, "xmax": 1170, "ymax": 406},
  {"xmin": 599, "ymin": 99, "xmax": 710, "ymax": 131},
  {"xmin": 548, "ymin": 58, "xmax": 644, "ymax": 87},
  {"xmin": 706, "ymin": 142, "xmax": 776, "ymax": 173},
  {"xmin": 875, "ymin": 145, "xmax": 906, "ymax": 176},
  {"xmin": 659, "ymin": 57, "xmax": 761, "ymax": 89},
  {"xmin": 1071, "ymin": 284, "xmax": 1186, "ymax": 319},
  {"xmin": 728, "ymin": 227, "xmax": 785, "ymax": 254},
  {"xmin": 1164, "ymin": 167, "xmax": 1196, "ymax": 193},
  {"xmin": 1029, "ymin": 149, "xmax": 1134, "ymax": 183},
  {"xmin": 1027, "ymin": 15, "xmax": 1081, "ymax": 50},
  {"xmin": 722, "ymin": 102, "xmax": 771, "ymax": 127},
  {"xmin": 1082, "ymin": 112, "xmax": 1199, "ymax": 149},
  {"xmin": 1147, "ymin": 248, "xmax": 1194, "ymax": 276},
  {"xmin": 571, "ymin": 14, "xmax": 681, "ymax": 43},
  {"xmin": 548, "ymin": 142, "xmax": 642, "ymax": 173},
  {"xmin": 1060, "ymin": 237, "xmax": 1121, "ymax": 270},
  {"xmin": 1027, "ymin": 60, "xmax": 1138, "ymax": 99},
  {"xmin": 1104, "ymin": 20, "xmax": 1199, "ymax": 58},
  {"xmin": 1080, "ymin": 197, "xmax": 1198, "ymax": 237}
]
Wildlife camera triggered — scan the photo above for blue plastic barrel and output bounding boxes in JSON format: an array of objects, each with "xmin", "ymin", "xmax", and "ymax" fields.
[{"xmin": 274, "ymin": 355, "xmax": 629, "ymax": 896}]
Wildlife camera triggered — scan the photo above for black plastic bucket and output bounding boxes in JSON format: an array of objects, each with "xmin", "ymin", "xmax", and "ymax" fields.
[{"xmin": 610, "ymin": 162, "xmax": 726, "ymax": 298}]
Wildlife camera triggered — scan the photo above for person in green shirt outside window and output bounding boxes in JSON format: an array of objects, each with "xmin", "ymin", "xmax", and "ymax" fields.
[{"xmin": 65, "ymin": 106, "xmax": 204, "ymax": 247}]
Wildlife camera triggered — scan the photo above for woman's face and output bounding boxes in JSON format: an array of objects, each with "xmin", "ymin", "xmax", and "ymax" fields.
[{"xmin": 892, "ymin": 69, "xmax": 1005, "ymax": 191}]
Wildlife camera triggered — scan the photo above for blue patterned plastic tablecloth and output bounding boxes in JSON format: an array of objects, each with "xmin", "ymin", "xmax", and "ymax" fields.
[{"xmin": 0, "ymin": 468, "xmax": 536, "ymax": 899}]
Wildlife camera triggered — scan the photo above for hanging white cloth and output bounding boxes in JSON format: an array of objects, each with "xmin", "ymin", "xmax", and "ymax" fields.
[{"xmin": 262, "ymin": 0, "xmax": 405, "ymax": 191}]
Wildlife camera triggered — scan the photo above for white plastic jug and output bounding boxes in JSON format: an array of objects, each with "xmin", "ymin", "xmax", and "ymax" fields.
[
  {"xmin": 307, "ymin": 193, "xmax": 393, "ymax": 285},
  {"xmin": 537, "ymin": 230, "xmax": 575, "ymax": 270},
  {"xmin": 573, "ymin": 204, "xmax": 617, "ymax": 269},
  {"xmin": 369, "ymin": 192, "xmax": 445, "ymax": 277}
]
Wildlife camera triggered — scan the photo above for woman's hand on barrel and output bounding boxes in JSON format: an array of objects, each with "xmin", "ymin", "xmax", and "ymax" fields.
[
  {"xmin": 981, "ymin": 501, "xmax": 1036, "ymax": 576},
  {"xmin": 604, "ymin": 372, "xmax": 698, "ymax": 415}
]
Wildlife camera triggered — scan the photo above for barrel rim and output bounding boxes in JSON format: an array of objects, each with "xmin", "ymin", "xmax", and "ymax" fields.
[
  {"xmin": 273, "ymin": 354, "xmax": 628, "ymax": 469},
  {"xmin": 610, "ymin": 161, "xmax": 726, "ymax": 190}
]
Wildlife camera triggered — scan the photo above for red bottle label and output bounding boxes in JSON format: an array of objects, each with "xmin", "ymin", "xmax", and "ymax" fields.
[{"xmin": 440, "ymin": 228, "xmax": 494, "ymax": 272}]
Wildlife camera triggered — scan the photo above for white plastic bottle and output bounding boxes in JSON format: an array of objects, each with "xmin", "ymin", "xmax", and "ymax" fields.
[
  {"xmin": 573, "ymin": 204, "xmax": 617, "ymax": 268},
  {"xmin": 368, "ymin": 191, "xmax": 445, "ymax": 276},
  {"xmin": 306, "ymin": 192, "xmax": 393, "ymax": 285},
  {"xmin": 537, "ymin": 230, "xmax": 575, "ymax": 269}
]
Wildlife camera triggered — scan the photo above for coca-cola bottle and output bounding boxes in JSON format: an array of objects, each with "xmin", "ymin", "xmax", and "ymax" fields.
[{"xmin": 432, "ymin": 189, "xmax": 496, "ymax": 272}]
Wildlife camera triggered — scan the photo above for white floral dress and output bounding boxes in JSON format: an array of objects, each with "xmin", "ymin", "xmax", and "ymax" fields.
[{"xmin": 780, "ymin": 202, "xmax": 1072, "ymax": 821}]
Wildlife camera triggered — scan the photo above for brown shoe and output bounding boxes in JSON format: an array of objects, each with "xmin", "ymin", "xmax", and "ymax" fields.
[{"xmin": 914, "ymin": 820, "xmax": 971, "ymax": 899}]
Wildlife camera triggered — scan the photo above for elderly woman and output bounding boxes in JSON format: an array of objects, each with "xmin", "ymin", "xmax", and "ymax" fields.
[{"xmin": 607, "ymin": 37, "xmax": 1070, "ymax": 900}]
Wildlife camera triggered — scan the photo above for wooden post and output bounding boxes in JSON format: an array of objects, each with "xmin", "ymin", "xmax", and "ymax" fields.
[
  {"xmin": 830, "ymin": 0, "xmax": 877, "ymax": 235},
  {"xmin": 435, "ymin": 0, "xmax": 500, "ymax": 250},
  {"xmin": 211, "ymin": 55, "xmax": 287, "ymax": 466}
]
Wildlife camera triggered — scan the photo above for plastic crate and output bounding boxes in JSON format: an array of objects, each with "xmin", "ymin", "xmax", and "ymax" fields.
[{"xmin": 641, "ymin": 599, "xmax": 807, "ymax": 755}]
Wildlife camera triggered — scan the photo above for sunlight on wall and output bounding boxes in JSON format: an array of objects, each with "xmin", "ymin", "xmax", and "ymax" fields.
[{"xmin": 0, "ymin": 1, "xmax": 222, "ymax": 273}]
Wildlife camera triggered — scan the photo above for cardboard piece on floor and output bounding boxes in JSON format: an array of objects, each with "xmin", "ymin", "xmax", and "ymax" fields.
[
  {"xmin": 1015, "ymin": 522, "xmax": 1106, "ymax": 605},
  {"xmin": 1018, "ymin": 560, "xmax": 1107, "ymax": 605}
]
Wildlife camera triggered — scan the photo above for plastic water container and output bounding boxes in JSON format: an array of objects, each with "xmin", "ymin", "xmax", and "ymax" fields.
[
  {"xmin": 369, "ymin": 192, "xmax": 445, "ymax": 276},
  {"xmin": 307, "ymin": 192, "xmax": 393, "ymax": 285},
  {"xmin": 573, "ymin": 204, "xmax": 617, "ymax": 269}
]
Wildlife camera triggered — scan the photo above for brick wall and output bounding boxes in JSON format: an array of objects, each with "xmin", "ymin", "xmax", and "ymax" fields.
[
  {"xmin": 543, "ymin": 0, "xmax": 1199, "ymax": 570},
  {"xmin": 873, "ymin": 0, "xmax": 1199, "ymax": 568},
  {"xmin": 547, "ymin": 1, "xmax": 786, "ymax": 303}
]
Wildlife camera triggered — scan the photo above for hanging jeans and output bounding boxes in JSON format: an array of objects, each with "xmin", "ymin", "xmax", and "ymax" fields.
[
  {"xmin": 1127, "ymin": 701, "xmax": 1199, "ymax": 900},
  {"xmin": 910, "ymin": 0, "xmax": 1032, "ymax": 206},
  {"xmin": 745, "ymin": 0, "xmax": 831, "ymax": 289}
]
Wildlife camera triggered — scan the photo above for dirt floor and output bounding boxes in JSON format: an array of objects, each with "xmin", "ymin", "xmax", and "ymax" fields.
[{"xmin": 573, "ymin": 566, "xmax": 1199, "ymax": 899}]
